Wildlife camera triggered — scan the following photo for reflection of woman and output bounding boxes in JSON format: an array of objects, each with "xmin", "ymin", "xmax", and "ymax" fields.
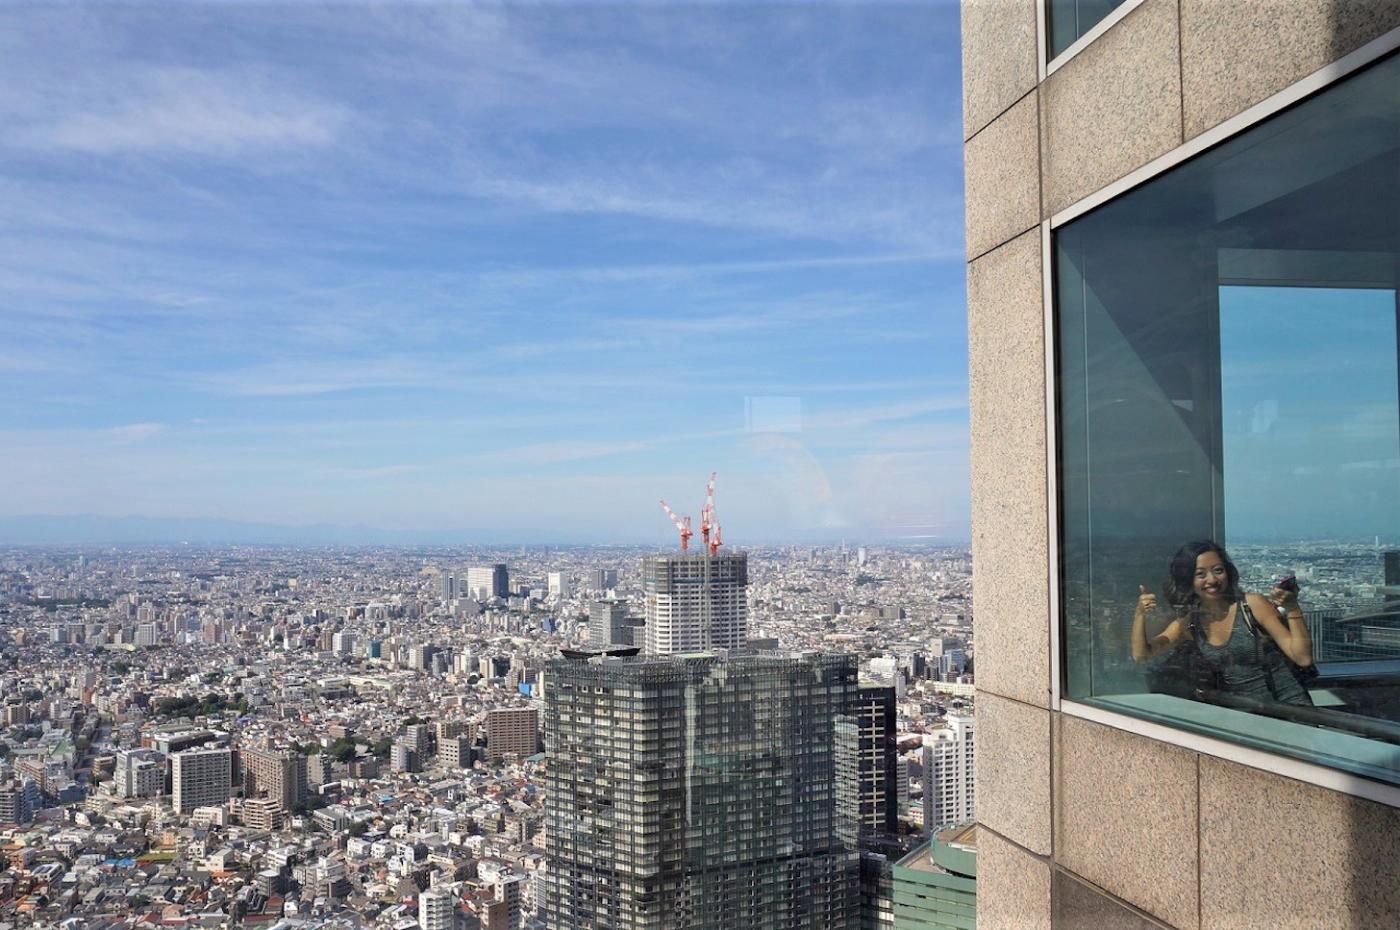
[{"xmin": 1130, "ymin": 540, "xmax": 1314, "ymax": 706}]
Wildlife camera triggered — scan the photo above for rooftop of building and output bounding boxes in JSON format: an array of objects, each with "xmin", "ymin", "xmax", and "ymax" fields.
[{"xmin": 897, "ymin": 822, "xmax": 978, "ymax": 878}]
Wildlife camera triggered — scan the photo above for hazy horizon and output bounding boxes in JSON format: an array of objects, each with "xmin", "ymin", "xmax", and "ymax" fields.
[{"xmin": 0, "ymin": 511, "xmax": 973, "ymax": 548}]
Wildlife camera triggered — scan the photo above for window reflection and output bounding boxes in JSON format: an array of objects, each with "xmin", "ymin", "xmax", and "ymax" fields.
[
  {"xmin": 1055, "ymin": 53, "xmax": 1400, "ymax": 784},
  {"xmin": 1047, "ymin": 0, "xmax": 1129, "ymax": 58}
]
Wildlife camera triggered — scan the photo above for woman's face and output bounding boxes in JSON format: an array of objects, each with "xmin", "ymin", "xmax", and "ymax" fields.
[{"xmin": 1193, "ymin": 551, "xmax": 1230, "ymax": 603}]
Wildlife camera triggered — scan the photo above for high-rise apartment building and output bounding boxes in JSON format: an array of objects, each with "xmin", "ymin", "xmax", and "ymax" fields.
[
  {"xmin": 437, "ymin": 718, "xmax": 472, "ymax": 742},
  {"xmin": 242, "ymin": 748, "xmax": 306, "ymax": 814},
  {"xmin": 587, "ymin": 598, "xmax": 641, "ymax": 648},
  {"xmin": 485, "ymin": 708, "xmax": 539, "ymax": 761},
  {"xmin": 0, "ymin": 780, "xmax": 38, "ymax": 826},
  {"xmin": 419, "ymin": 889, "xmax": 455, "ymax": 930},
  {"xmin": 961, "ymin": 3, "xmax": 1400, "ymax": 926},
  {"xmin": 641, "ymin": 552, "xmax": 747, "ymax": 655},
  {"xmin": 306, "ymin": 753, "xmax": 334, "ymax": 787},
  {"xmin": 409, "ymin": 644, "xmax": 439, "ymax": 673},
  {"xmin": 440, "ymin": 734, "xmax": 474, "ymax": 769},
  {"xmin": 404, "ymin": 723, "xmax": 434, "ymax": 758},
  {"xmin": 331, "ymin": 631, "xmax": 356, "ymax": 655},
  {"xmin": 488, "ymin": 876, "xmax": 522, "ymax": 930},
  {"xmin": 242, "ymin": 796, "xmax": 284, "ymax": 832},
  {"xmin": 171, "ymin": 747, "xmax": 231, "ymax": 814},
  {"xmin": 544, "ymin": 651, "xmax": 860, "ymax": 930},
  {"xmin": 467, "ymin": 564, "xmax": 509, "ymax": 601},
  {"xmin": 390, "ymin": 743, "xmax": 418, "ymax": 773},
  {"xmin": 589, "ymin": 568, "xmax": 618, "ymax": 592},
  {"xmin": 920, "ymin": 713, "xmax": 973, "ymax": 830},
  {"xmin": 834, "ymin": 684, "xmax": 900, "ymax": 846},
  {"xmin": 114, "ymin": 748, "xmax": 165, "ymax": 799},
  {"xmin": 547, "ymin": 571, "xmax": 571, "ymax": 599}
]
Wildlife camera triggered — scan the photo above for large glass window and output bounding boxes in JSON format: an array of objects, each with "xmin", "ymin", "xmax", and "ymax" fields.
[
  {"xmin": 1056, "ymin": 53, "xmax": 1400, "ymax": 786},
  {"xmin": 1048, "ymin": 0, "xmax": 1129, "ymax": 59}
]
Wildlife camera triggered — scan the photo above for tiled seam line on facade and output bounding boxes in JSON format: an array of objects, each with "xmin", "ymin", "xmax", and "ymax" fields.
[
  {"xmin": 978, "ymin": 687, "xmax": 1049, "ymax": 851},
  {"xmin": 1175, "ymin": 0, "xmax": 1185, "ymax": 143},
  {"xmin": 966, "ymin": 220, "xmax": 1040, "ymax": 267},
  {"xmin": 963, "ymin": 83, "xmax": 1035, "ymax": 147},
  {"xmin": 964, "ymin": 87, "xmax": 1041, "ymax": 264},
  {"xmin": 1048, "ymin": 25, "xmax": 1400, "ymax": 229},
  {"xmin": 978, "ymin": 820, "xmax": 1179, "ymax": 930},
  {"xmin": 1195, "ymin": 755, "xmax": 1202, "ymax": 930}
]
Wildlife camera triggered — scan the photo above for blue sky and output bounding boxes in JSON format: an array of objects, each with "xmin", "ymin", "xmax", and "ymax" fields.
[
  {"xmin": 0, "ymin": 2, "xmax": 969, "ymax": 544},
  {"xmin": 1221, "ymin": 286, "xmax": 1400, "ymax": 540}
]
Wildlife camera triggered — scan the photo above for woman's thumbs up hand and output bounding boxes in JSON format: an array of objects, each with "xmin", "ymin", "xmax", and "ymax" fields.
[{"xmin": 1136, "ymin": 584, "xmax": 1157, "ymax": 617}]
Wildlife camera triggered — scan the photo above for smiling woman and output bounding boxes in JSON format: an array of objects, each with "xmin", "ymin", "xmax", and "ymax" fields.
[{"xmin": 1056, "ymin": 51, "xmax": 1400, "ymax": 786}]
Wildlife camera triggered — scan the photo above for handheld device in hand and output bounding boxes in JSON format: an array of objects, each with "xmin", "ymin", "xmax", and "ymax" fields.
[{"xmin": 1276, "ymin": 574, "xmax": 1298, "ymax": 592}]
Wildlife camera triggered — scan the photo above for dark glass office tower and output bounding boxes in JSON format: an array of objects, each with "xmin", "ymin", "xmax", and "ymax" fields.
[
  {"xmin": 834, "ymin": 685, "xmax": 899, "ymax": 846},
  {"xmin": 835, "ymin": 685, "xmax": 908, "ymax": 930},
  {"xmin": 544, "ymin": 651, "xmax": 860, "ymax": 930}
]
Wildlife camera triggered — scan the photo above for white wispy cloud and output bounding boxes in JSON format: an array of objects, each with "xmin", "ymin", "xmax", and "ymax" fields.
[
  {"xmin": 316, "ymin": 464, "xmax": 429, "ymax": 480},
  {"xmin": 104, "ymin": 422, "xmax": 166, "ymax": 443},
  {"xmin": 0, "ymin": 3, "xmax": 970, "ymax": 538},
  {"xmin": 8, "ymin": 66, "xmax": 349, "ymax": 157}
]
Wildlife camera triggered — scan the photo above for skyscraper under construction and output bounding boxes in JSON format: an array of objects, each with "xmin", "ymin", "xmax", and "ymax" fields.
[
  {"xmin": 543, "ymin": 650, "xmax": 860, "ymax": 930},
  {"xmin": 641, "ymin": 552, "xmax": 748, "ymax": 656}
]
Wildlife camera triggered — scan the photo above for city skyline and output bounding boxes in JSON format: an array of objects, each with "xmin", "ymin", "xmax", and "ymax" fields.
[{"xmin": 0, "ymin": 2, "xmax": 971, "ymax": 545}]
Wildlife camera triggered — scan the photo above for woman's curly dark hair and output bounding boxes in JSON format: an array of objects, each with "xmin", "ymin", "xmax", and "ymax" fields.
[{"xmin": 1164, "ymin": 539, "xmax": 1239, "ymax": 613}]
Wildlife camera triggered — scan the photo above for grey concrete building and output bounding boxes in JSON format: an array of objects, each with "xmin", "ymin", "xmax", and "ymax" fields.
[
  {"xmin": 468, "ymin": 563, "xmax": 510, "ymax": 601},
  {"xmin": 485, "ymin": 707, "xmax": 540, "ymax": 761},
  {"xmin": 587, "ymin": 598, "xmax": 643, "ymax": 648},
  {"xmin": 171, "ymin": 747, "xmax": 231, "ymax": 814},
  {"xmin": 241, "ymin": 747, "xmax": 306, "ymax": 814},
  {"xmin": 961, "ymin": 1, "xmax": 1400, "ymax": 927}
]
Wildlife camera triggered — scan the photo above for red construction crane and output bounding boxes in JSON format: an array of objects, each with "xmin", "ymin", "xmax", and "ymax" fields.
[
  {"xmin": 700, "ymin": 471, "xmax": 716, "ymax": 551},
  {"xmin": 659, "ymin": 499, "xmax": 693, "ymax": 552},
  {"xmin": 700, "ymin": 471, "xmax": 723, "ymax": 555}
]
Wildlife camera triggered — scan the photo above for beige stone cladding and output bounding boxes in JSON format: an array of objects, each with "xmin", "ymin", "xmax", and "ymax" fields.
[{"xmin": 960, "ymin": 1, "xmax": 1400, "ymax": 927}]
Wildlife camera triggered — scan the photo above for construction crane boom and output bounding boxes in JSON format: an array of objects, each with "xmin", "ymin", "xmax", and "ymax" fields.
[
  {"xmin": 704, "ymin": 471, "xmax": 722, "ymax": 555},
  {"xmin": 659, "ymin": 499, "xmax": 693, "ymax": 551},
  {"xmin": 700, "ymin": 471, "xmax": 716, "ymax": 550},
  {"xmin": 659, "ymin": 472, "xmax": 723, "ymax": 554}
]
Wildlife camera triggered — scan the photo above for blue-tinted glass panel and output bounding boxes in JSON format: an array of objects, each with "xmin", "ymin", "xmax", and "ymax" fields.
[
  {"xmin": 1048, "ymin": 0, "xmax": 1129, "ymax": 59},
  {"xmin": 1055, "ymin": 53, "xmax": 1400, "ymax": 785}
]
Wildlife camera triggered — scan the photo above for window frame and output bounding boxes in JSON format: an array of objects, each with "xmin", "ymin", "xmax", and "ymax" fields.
[
  {"xmin": 1044, "ymin": 28, "xmax": 1400, "ymax": 810},
  {"xmin": 1039, "ymin": 0, "xmax": 1146, "ymax": 77}
]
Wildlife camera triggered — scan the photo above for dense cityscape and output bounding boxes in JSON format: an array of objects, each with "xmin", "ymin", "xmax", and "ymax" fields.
[
  {"xmin": 0, "ymin": 542, "xmax": 976, "ymax": 928},
  {"xmin": 5, "ymin": 0, "xmax": 1399, "ymax": 927}
]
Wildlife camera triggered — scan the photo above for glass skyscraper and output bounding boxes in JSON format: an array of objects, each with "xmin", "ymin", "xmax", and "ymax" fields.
[{"xmin": 544, "ymin": 651, "xmax": 860, "ymax": 930}]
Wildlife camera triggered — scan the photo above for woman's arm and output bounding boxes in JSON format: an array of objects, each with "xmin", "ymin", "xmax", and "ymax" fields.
[
  {"xmin": 1246, "ymin": 591, "xmax": 1312, "ymax": 666},
  {"xmin": 1131, "ymin": 585, "xmax": 1188, "ymax": 661}
]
